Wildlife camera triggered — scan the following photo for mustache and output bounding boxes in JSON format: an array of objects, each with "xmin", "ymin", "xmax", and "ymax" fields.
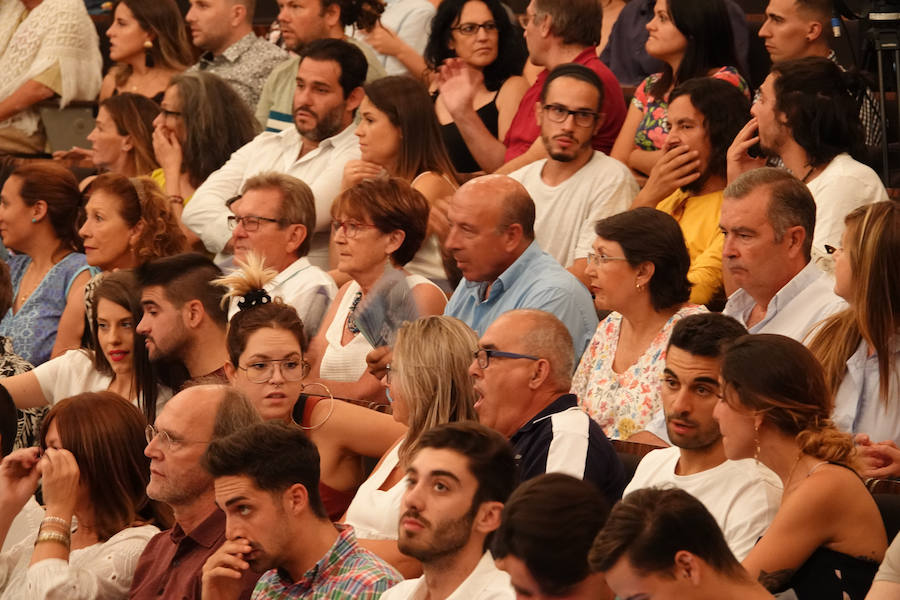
[
  {"xmin": 294, "ymin": 105, "xmax": 318, "ymax": 119},
  {"xmin": 666, "ymin": 412, "xmax": 698, "ymax": 428},
  {"xmin": 401, "ymin": 509, "xmax": 431, "ymax": 528}
]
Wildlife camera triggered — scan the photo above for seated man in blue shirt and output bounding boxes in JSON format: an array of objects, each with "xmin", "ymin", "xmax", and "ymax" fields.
[
  {"xmin": 468, "ymin": 308, "xmax": 625, "ymax": 505},
  {"xmin": 443, "ymin": 174, "xmax": 598, "ymax": 361}
]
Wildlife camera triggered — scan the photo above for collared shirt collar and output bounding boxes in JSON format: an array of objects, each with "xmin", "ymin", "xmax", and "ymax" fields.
[
  {"xmin": 512, "ymin": 394, "xmax": 578, "ymax": 439},
  {"xmin": 271, "ymin": 257, "xmax": 313, "ymax": 289},
  {"xmin": 167, "ymin": 507, "xmax": 226, "ymax": 549},
  {"xmin": 271, "ymin": 523, "xmax": 356, "ymax": 588},
  {"xmin": 463, "ymin": 240, "xmax": 542, "ymax": 302},
  {"xmin": 201, "ymin": 31, "xmax": 258, "ymax": 64},
  {"xmin": 728, "ymin": 261, "xmax": 822, "ymax": 329}
]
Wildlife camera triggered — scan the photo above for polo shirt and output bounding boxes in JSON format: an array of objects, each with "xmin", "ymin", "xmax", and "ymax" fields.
[
  {"xmin": 130, "ymin": 508, "xmax": 259, "ymax": 600},
  {"xmin": 510, "ymin": 394, "xmax": 626, "ymax": 505},
  {"xmin": 444, "ymin": 241, "xmax": 598, "ymax": 361},
  {"xmin": 502, "ymin": 47, "xmax": 626, "ymax": 161},
  {"xmin": 381, "ymin": 552, "xmax": 513, "ymax": 600}
]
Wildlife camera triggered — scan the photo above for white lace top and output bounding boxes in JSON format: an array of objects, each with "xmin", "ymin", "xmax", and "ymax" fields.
[{"xmin": 0, "ymin": 523, "xmax": 158, "ymax": 600}]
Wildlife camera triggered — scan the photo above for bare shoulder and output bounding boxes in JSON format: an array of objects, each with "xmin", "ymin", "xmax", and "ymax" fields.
[{"xmin": 497, "ymin": 75, "xmax": 530, "ymax": 104}]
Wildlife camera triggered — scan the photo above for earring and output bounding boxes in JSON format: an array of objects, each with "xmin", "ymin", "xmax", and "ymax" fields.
[
  {"xmin": 635, "ymin": 281, "xmax": 642, "ymax": 291},
  {"xmin": 31, "ymin": 218, "xmax": 36, "ymax": 223},
  {"xmin": 144, "ymin": 40, "xmax": 155, "ymax": 69},
  {"xmin": 753, "ymin": 423, "xmax": 761, "ymax": 462}
]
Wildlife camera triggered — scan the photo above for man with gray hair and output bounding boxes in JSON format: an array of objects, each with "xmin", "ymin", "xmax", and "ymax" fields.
[
  {"xmin": 468, "ymin": 308, "xmax": 625, "ymax": 504},
  {"xmin": 719, "ymin": 167, "xmax": 844, "ymax": 341},
  {"xmin": 226, "ymin": 172, "xmax": 336, "ymax": 334},
  {"xmin": 130, "ymin": 385, "xmax": 262, "ymax": 600}
]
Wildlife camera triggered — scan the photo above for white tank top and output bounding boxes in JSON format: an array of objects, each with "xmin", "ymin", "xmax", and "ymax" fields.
[{"xmin": 344, "ymin": 442, "xmax": 404, "ymax": 540}]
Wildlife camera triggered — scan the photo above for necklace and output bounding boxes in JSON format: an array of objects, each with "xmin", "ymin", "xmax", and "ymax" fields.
[
  {"xmin": 800, "ymin": 165, "xmax": 817, "ymax": 183},
  {"xmin": 346, "ymin": 291, "xmax": 362, "ymax": 334},
  {"xmin": 783, "ymin": 451, "xmax": 804, "ymax": 493}
]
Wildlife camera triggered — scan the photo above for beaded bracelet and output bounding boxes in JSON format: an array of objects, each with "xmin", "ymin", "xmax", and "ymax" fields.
[
  {"xmin": 34, "ymin": 530, "xmax": 70, "ymax": 549},
  {"xmin": 41, "ymin": 516, "xmax": 70, "ymax": 530}
]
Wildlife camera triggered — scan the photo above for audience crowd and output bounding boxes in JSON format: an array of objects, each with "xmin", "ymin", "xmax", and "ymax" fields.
[{"xmin": 0, "ymin": 0, "xmax": 896, "ymax": 598}]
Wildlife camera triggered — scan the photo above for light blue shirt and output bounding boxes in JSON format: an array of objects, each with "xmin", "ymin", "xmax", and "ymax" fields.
[
  {"xmin": 833, "ymin": 338, "xmax": 900, "ymax": 444},
  {"xmin": 444, "ymin": 241, "xmax": 598, "ymax": 362}
]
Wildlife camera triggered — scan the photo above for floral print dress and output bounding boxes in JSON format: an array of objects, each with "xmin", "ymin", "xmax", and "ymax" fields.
[{"xmin": 571, "ymin": 305, "xmax": 706, "ymax": 439}]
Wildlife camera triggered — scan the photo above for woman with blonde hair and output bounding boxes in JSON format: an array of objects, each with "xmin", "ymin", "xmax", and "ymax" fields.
[
  {"xmin": 714, "ymin": 334, "xmax": 886, "ymax": 600},
  {"xmin": 341, "ymin": 315, "xmax": 479, "ymax": 577}
]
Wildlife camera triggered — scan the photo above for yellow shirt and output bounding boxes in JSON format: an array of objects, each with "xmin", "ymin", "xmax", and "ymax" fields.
[
  {"xmin": 657, "ymin": 188, "xmax": 724, "ymax": 305},
  {"xmin": 150, "ymin": 168, "xmax": 193, "ymax": 204}
]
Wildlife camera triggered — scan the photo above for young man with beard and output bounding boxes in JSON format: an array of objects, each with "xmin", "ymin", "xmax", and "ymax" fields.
[
  {"xmin": 183, "ymin": 38, "xmax": 366, "ymax": 268},
  {"xmin": 381, "ymin": 422, "xmax": 517, "ymax": 600},
  {"xmin": 508, "ymin": 64, "xmax": 637, "ymax": 287},
  {"xmin": 201, "ymin": 421, "xmax": 401, "ymax": 599},
  {"xmin": 623, "ymin": 313, "xmax": 782, "ymax": 561},
  {"xmin": 630, "ymin": 77, "xmax": 751, "ymax": 305}
]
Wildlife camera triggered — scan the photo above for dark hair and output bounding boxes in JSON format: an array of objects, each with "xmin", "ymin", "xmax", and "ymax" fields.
[
  {"xmin": 10, "ymin": 163, "xmax": 84, "ymax": 252},
  {"xmin": 593, "ymin": 208, "xmax": 691, "ymax": 311},
  {"xmin": 668, "ymin": 77, "xmax": 750, "ymax": 182},
  {"xmin": 721, "ymin": 334, "xmax": 856, "ymax": 466},
  {"xmin": 136, "ymin": 253, "xmax": 228, "ymax": 326},
  {"xmin": 667, "ymin": 313, "xmax": 747, "ymax": 359},
  {"xmin": 0, "ymin": 261, "xmax": 12, "ymax": 320},
  {"xmin": 648, "ymin": 0, "xmax": 743, "ymax": 99},
  {"xmin": 331, "ymin": 177, "xmax": 429, "ymax": 266},
  {"xmin": 362, "ymin": 76, "xmax": 458, "ymax": 182},
  {"xmin": 40, "ymin": 392, "xmax": 167, "ymax": 540},
  {"xmin": 724, "ymin": 167, "xmax": 817, "ymax": 262},
  {"xmin": 204, "ymin": 421, "xmax": 327, "ymax": 518},
  {"xmin": 169, "ymin": 72, "xmax": 259, "ymax": 189},
  {"xmin": 211, "ymin": 386, "xmax": 263, "ymax": 439},
  {"xmin": 540, "ymin": 63, "xmax": 605, "ymax": 111},
  {"xmin": 414, "ymin": 422, "xmax": 517, "ymax": 508},
  {"xmin": 97, "ymin": 93, "xmax": 160, "ymax": 175},
  {"xmin": 299, "ymin": 38, "xmax": 368, "ymax": 98},
  {"xmin": 496, "ymin": 178, "xmax": 535, "ymax": 239},
  {"xmin": 111, "ymin": 0, "xmax": 193, "ymax": 87},
  {"xmin": 493, "ymin": 473, "xmax": 609, "ymax": 596},
  {"xmin": 88, "ymin": 173, "xmax": 187, "ymax": 263},
  {"xmin": 589, "ymin": 488, "xmax": 745, "ymax": 579},
  {"xmin": 0, "ymin": 382, "xmax": 16, "ymax": 457},
  {"xmin": 796, "ymin": 0, "xmax": 831, "ymax": 21},
  {"xmin": 770, "ymin": 57, "xmax": 866, "ymax": 166},
  {"xmin": 533, "ymin": 0, "xmax": 602, "ymax": 47},
  {"xmin": 324, "ymin": 0, "xmax": 384, "ymax": 30},
  {"xmin": 424, "ymin": 0, "xmax": 527, "ymax": 90}
]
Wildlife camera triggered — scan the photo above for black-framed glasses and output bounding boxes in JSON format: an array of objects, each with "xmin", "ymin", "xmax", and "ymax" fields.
[
  {"xmin": 331, "ymin": 219, "xmax": 378, "ymax": 239},
  {"xmin": 238, "ymin": 358, "xmax": 310, "ymax": 383},
  {"xmin": 227, "ymin": 215, "xmax": 284, "ymax": 231},
  {"xmin": 159, "ymin": 108, "xmax": 182, "ymax": 119},
  {"xmin": 451, "ymin": 21, "xmax": 499, "ymax": 35},
  {"xmin": 542, "ymin": 104, "xmax": 600, "ymax": 128},
  {"xmin": 145, "ymin": 424, "xmax": 207, "ymax": 449},
  {"xmin": 473, "ymin": 348, "xmax": 539, "ymax": 369},
  {"xmin": 586, "ymin": 252, "xmax": 629, "ymax": 266},
  {"xmin": 824, "ymin": 244, "xmax": 843, "ymax": 256}
]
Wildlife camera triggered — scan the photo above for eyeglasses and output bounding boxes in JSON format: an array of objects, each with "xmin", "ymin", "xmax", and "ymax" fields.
[
  {"xmin": 145, "ymin": 424, "xmax": 207, "ymax": 449},
  {"xmin": 586, "ymin": 252, "xmax": 629, "ymax": 266},
  {"xmin": 331, "ymin": 219, "xmax": 378, "ymax": 239},
  {"xmin": 473, "ymin": 348, "xmax": 539, "ymax": 369},
  {"xmin": 238, "ymin": 358, "xmax": 310, "ymax": 383},
  {"xmin": 451, "ymin": 21, "xmax": 499, "ymax": 35},
  {"xmin": 159, "ymin": 108, "xmax": 182, "ymax": 119},
  {"xmin": 824, "ymin": 244, "xmax": 843, "ymax": 256},
  {"xmin": 227, "ymin": 215, "xmax": 284, "ymax": 231},
  {"xmin": 542, "ymin": 104, "xmax": 600, "ymax": 128}
]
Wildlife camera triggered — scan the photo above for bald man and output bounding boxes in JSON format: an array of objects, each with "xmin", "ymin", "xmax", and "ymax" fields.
[{"xmin": 443, "ymin": 175, "xmax": 598, "ymax": 361}]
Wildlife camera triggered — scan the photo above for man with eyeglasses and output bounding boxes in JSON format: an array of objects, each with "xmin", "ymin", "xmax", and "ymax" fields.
[
  {"xmin": 509, "ymin": 63, "xmax": 637, "ymax": 287},
  {"xmin": 225, "ymin": 172, "xmax": 336, "ymax": 335},
  {"xmin": 130, "ymin": 385, "xmax": 262, "ymax": 600},
  {"xmin": 468, "ymin": 309, "xmax": 625, "ymax": 505},
  {"xmin": 183, "ymin": 38, "xmax": 367, "ymax": 268}
]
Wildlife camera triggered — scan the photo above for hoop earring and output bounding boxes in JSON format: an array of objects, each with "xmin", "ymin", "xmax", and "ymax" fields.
[
  {"xmin": 293, "ymin": 382, "xmax": 335, "ymax": 431},
  {"xmin": 144, "ymin": 40, "xmax": 155, "ymax": 69}
]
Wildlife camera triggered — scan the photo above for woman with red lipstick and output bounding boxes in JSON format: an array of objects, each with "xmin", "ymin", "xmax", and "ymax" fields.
[
  {"xmin": 99, "ymin": 0, "xmax": 193, "ymax": 103},
  {"xmin": 1, "ymin": 270, "xmax": 180, "ymax": 423},
  {"xmin": 609, "ymin": 0, "xmax": 747, "ymax": 179},
  {"xmin": 218, "ymin": 256, "xmax": 406, "ymax": 522}
]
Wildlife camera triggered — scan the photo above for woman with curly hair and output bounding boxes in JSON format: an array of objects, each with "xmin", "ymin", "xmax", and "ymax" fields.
[{"xmin": 714, "ymin": 334, "xmax": 887, "ymax": 600}]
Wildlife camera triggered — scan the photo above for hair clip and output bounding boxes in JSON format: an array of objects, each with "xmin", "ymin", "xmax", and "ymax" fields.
[{"xmin": 237, "ymin": 288, "xmax": 271, "ymax": 310}]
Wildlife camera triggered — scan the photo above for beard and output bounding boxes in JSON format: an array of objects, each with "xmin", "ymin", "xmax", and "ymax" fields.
[
  {"xmin": 397, "ymin": 505, "xmax": 475, "ymax": 564},
  {"xmin": 294, "ymin": 101, "xmax": 346, "ymax": 143},
  {"xmin": 665, "ymin": 413, "xmax": 722, "ymax": 451}
]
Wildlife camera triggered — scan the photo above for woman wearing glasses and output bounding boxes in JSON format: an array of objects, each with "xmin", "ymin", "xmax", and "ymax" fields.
[
  {"xmin": 151, "ymin": 72, "xmax": 258, "ymax": 249},
  {"xmin": 306, "ymin": 178, "xmax": 446, "ymax": 406},
  {"xmin": 216, "ymin": 257, "xmax": 405, "ymax": 521},
  {"xmin": 341, "ymin": 315, "xmax": 479, "ymax": 577},
  {"xmin": 423, "ymin": 0, "xmax": 529, "ymax": 174},
  {"xmin": 609, "ymin": 0, "xmax": 747, "ymax": 180},
  {"xmin": 0, "ymin": 391, "xmax": 167, "ymax": 598},
  {"xmin": 571, "ymin": 208, "xmax": 703, "ymax": 439}
]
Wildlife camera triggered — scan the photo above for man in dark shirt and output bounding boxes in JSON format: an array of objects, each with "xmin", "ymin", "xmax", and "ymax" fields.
[
  {"xmin": 130, "ymin": 385, "xmax": 261, "ymax": 600},
  {"xmin": 468, "ymin": 308, "xmax": 625, "ymax": 504}
]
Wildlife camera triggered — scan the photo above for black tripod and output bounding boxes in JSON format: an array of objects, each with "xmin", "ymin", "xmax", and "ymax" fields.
[{"xmin": 866, "ymin": 25, "xmax": 900, "ymax": 184}]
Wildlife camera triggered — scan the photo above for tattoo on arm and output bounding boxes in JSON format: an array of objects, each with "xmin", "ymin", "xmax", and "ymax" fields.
[{"xmin": 757, "ymin": 569, "xmax": 795, "ymax": 591}]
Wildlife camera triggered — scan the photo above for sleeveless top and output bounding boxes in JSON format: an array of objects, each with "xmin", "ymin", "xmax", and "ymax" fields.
[
  {"xmin": 343, "ymin": 442, "xmax": 404, "ymax": 540},
  {"xmin": 0, "ymin": 253, "xmax": 91, "ymax": 366},
  {"xmin": 405, "ymin": 172, "xmax": 457, "ymax": 290},
  {"xmin": 438, "ymin": 91, "xmax": 500, "ymax": 174},
  {"xmin": 112, "ymin": 87, "xmax": 164, "ymax": 104},
  {"xmin": 320, "ymin": 274, "xmax": 442, "ymax": 381}
]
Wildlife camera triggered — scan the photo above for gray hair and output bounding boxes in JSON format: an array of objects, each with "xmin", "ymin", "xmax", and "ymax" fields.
[
  {"xmin": 508, "ymin": 309, "xmax": 574, "ymax": 387},
  {"xmin": 240, "ymin": 172, "xmax": 316, "ymax": 258},
  {"xmin": 212, "ymin": 387, "xmax": 263, "ymax": 440}
]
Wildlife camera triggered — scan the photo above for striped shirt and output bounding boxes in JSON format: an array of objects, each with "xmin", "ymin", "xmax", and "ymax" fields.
[{"xmin": 251, "ymin": 524, "xmax": 402, "ymax": 599}]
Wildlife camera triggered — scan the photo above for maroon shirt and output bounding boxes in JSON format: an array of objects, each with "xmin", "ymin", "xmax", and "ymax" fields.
[
  {"xmin": 129, "ymin": 508, "xmax": 259, "ymax": 600},
  {"xmin": 503, "ymin": 46, "xmax": 626, "ymax": 161}
]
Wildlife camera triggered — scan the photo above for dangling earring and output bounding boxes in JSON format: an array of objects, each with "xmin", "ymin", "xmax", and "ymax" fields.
[
  {"xmin": 144, "ymin": 40, "xmax": 155, "ymax": 69},
  {"xmin": 753, "ymin": 423, "xmax": 761, "ymax": 462}
]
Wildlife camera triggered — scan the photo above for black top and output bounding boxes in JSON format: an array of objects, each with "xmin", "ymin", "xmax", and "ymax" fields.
[
  {"xmin": 779, "ymin": 546, "xmax": 879, "ymax": 600},
  {"xmin": 112, "ymin": 87, "xmax": 165, "ymax": 104},
  {"xmin": 510, "ymin": 394, "xmax": 626, "ymax": 505},
  {"xmin": 439, "ymin": 91, "xmax": 499, "ymax": 174}
]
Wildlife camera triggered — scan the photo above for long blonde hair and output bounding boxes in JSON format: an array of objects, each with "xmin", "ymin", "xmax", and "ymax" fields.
[
  {"xmin": 808, "ymin": 201, "xmax": 899, "ymax": 403},
  {"xmin": 393, "ymin": 316, "xmax": 479, "ymax": 464}
]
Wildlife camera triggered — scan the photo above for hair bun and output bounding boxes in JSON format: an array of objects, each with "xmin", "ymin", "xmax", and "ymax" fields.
[{"xmin": 237, "ymin": 288, "xmax": 271, "ymax": 311}]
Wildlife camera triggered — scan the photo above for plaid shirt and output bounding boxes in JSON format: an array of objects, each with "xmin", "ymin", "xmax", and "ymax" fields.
[{"xmin": 251, "ymin": 524, "xmax": 402, "ymax": 600}]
